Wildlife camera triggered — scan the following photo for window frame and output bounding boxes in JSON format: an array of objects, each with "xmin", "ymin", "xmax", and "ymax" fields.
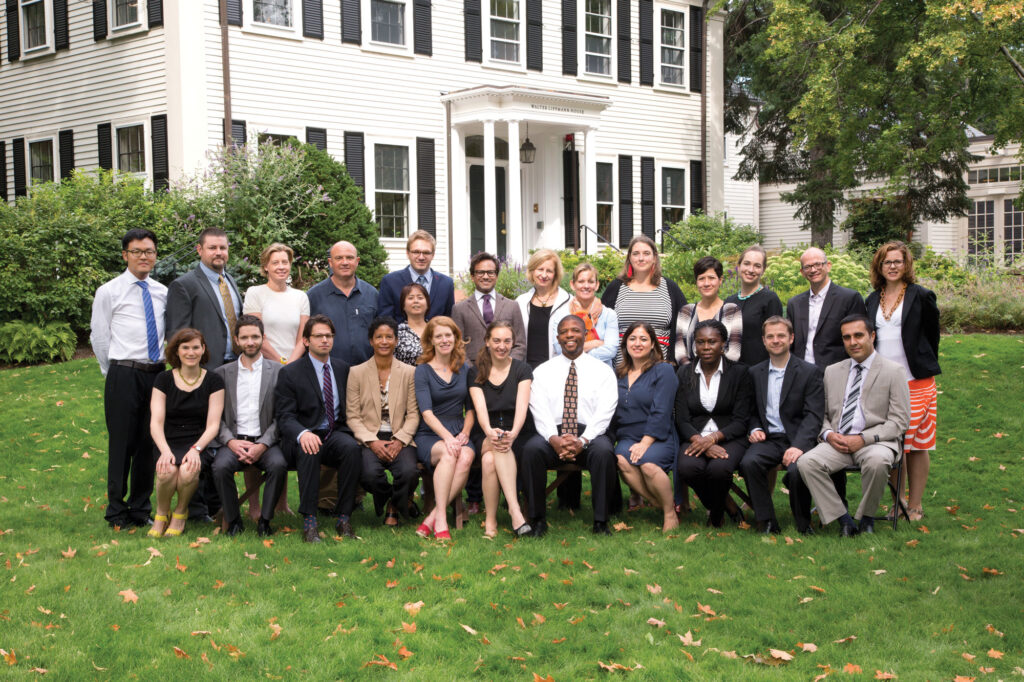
[
  {"xmin": 367, "ymin": 138, "xmax": 417, "ymax": 242},
  {"xmin": 109, "ymin": 0, "xmax": 147, "ymax": 35},
  {"xmin": 28, "ymin": 137, "xmax": 56, "ymax": 186},
  {"xmin": 243, "ymin": 0, "xmax": 304, "ymax": 40},
  {"xmin": 656, "ymin": 3, "xmax": 688, "ymax": 90},
  {"xmin": 115, "ymin": 122, "xmax": 148, "ymax": 176},
  {"xmin": 486, "ymin": 0, "xmax": 524, "ymax": 68},
  {"xmin": 595, "ymin": 159, "xmax": 616, "ymax": 246},
  {"xmin": 362, "ymin": 0, "xmax": 414, "ymax": 56},
  {"xmin": 659, "ymin": 162, "xmax": 687, "ymax": 229},
  {"xmin": 579, "ymin": 0, "xmax": 615, "ymax": 80},
  {"xmin": 19, "ymin": 0, "xmax": 53, "ymax": 57}
]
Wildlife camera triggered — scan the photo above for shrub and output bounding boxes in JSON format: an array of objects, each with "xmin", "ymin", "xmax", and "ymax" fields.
[
  {"xmin": 932, "ymin": 274, "xmax": 1024, "ymax": 332},
  {"xmin": 555, "ymin": 248, "xmax": 625, "ymax": 293},
  {"xmin": 915, "ymin": 247, "xmax": 978, "ymax": 289},
  {"xmin": 455, "ymin": 256, "xmax": 532, "ymax": 300},
  {"xmin": 0, "ymin": 320, "xmax": 76, "ymax": 364},
  {"xmin": 762, "ymin": 247, "xmax": 871, "ymax": 304},
  {"xmin": 841, "ymin": 198, "xmax": 914, "ymax": 249},
  {"xmin": 659, "ymin": 213, "xmax": 760, "ymax": 300}
]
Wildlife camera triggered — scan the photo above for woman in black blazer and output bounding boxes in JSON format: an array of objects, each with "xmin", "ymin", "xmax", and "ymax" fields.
[
  {"xmin": 675, "ymin": 320, "xmax": 753, "ymax": 527},
  {"xmin": 866, "ymin": 241, "xmax": 941, "ymax": 522}
]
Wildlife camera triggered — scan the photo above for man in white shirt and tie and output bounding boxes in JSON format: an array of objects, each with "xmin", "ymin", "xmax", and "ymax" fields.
[
  {"xmin": 91, "ymin": 229, "xmax": 167, "ymax": 529},
  {"xmin": 521, "ymin": 315, "xmax": 618, "ymax": 537}
]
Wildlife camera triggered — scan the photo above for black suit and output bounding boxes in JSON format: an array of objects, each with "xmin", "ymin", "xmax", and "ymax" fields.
[
  {"xmin": 865, "ymin": 283, "xmax": 941, "ymax": 379},
  {"xmin": 275, "ymin": 355, "xmax": 362, "ymax": 517},
  {"xmin": 787, "ymin": 282, "xmax": 867, "ymax": 370},
  {"xmin": 165, "ymin": 267, "xmax": 242, "ymax": 370},
  {"xmin": 738, "ymin": 356, "xmax": 824, "ymax": 530}
]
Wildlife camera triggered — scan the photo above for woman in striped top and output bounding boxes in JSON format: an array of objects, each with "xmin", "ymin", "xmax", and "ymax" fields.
[{"xmin": 674, "ymin": 256, "xmax": 742, "ymax": 366}]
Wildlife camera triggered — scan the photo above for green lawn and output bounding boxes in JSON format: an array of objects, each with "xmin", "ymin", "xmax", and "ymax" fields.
[{"xmin": 1, "ymin": 335, "xmax": 1021, "ymax": 679}]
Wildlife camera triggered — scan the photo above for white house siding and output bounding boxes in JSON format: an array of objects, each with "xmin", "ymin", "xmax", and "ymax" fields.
[
  {"xmin": 723, "ymin": 131, "xmax": 756, "ymax": 228},
  {"xmin": 0, "ymin": 2, "xmax": 167, "ymax": 194}
]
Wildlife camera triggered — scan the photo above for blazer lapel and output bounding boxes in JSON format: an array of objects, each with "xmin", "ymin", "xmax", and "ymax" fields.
[
  {"xmin": 221, "ymin": 362, "xmax": 238, "ymax": 431},
  {"xmin": 830, "ymin": 359, "xmax": 853, "ymax": 416},
  {"xmin": 817, "ymin": 285, "xmax": 840, "ymax": 329},
  {"xmin": 779, "ymin": 358, "xmax": 798, "ymax": 404},
  {"xmin": 303, "ymin": 357, "xmax": 326, "ymax": 410},
  {"xmin": 192, "ymin": 268, "xmax": 224, "ymax": 317},
  {"xmin": 754, "ymin": 363, "xmax": 770, "ymax": 418},
  {"xmin": 468, "ymin": 293, "xmax": 486, "ymax": 325}
]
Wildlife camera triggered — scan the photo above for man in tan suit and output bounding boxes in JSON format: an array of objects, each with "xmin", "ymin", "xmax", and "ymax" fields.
[
  {"xmin": 451, "ymin": 252, "xmax": 526, "ymax": 366},
  {"xmin": 798, "ymin": 315, "xmax": 910, "ymax": 536}
]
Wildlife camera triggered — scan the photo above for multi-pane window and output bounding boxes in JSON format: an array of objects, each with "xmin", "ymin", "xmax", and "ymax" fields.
[
  {"xmin": 1005, "ymin": 199, "xmax": 1024, "ymax": 266},
  {"xmin": 662, "ymin": 167, "xmax": 686, "ymax": 227},
  {"xmin": 371, "ymin": 0, "xmax": 405, "ymax": 44},
  {"xmin": 254, "ymin": 0, "xmax": 291, "ymax": 26},
  {"xmin": 257, "ymin": 132, "xmax": 293, "ymax": 146},
  {"xmin": 968, "ymin": 166, "xmax": 1022, "ymax": 184},
  {"xmin": 596, "ymin": 162, "xmax": 614, "ymax": 243},
  {"xmin": 584, "ymin": 0, "xmax": 612, "ymax": 75},
  {"xmin": 29, "ymin": 140, "xmax": 54, "ymax": 184},
  {"xmin": 375, "ymin": 145, "xmax": 410, "ymax": 239},
  {"xmin": 113, "ymin": 0, "xmax": 140, "ymax": 28},
  {"xmin": 21, "ymin": 0, "xmax": 47, "ymax": 50},
  {"xmin": 117, "ymin": 125, "xmax": 146, "ymax": 173},
  {"xmin": 967, "ymin": 199, "xmax": 995, "ymax": 265},
  {"xmin": 490, "ymin": 0, "xmax": 520, "ymax": 62},
  {"xmin": 660, "ymin": 9, "xmax": 685, "ymax": 85}
]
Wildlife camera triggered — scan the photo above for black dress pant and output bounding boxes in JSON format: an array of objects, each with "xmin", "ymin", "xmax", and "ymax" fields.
[
  {"xmin": 360, "ymin": 444, "xmax": 418, "ymax": 514},
  {"xmin": 289, "ymin": 429, "xmax": 362, "ymax": 517},
  {"xmin": 103, "ymin": 364, "xmax": 158, "ymax": 525},
  {"xmin": 677, "ymin": 437, "xmax": 747, "ymax": 524},
  {"xmin": 212, "ymin": 444, "xmax": 289, "ymax": 526},
  {"xmin": 520, "ymin": 432, "xmax": 616, "ymax": 523}
]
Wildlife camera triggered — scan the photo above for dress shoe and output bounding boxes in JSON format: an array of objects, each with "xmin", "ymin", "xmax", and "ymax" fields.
[
  {"xmin": 303, "ymin": 526, "xmax": 322, "ymax": 543},
  {"xmin": 405, "ymin": 500, "xmax": 421, "ymax": 519},
  {"xmin": 798, "ymin": 525, "xmax": 815, "ymax": 536},
  {"xmin": 225, "ymin": 519, "xmax": 244, "ymax": 537},
  {"xmin": 859, "ymin": 517, "xmax": 875, "ymax": 534},
  {"xmin": 513, "ymin": 523, "xmax": 533, "ymax": 537},
  {"xmin": 336, "ymin": 518, "xmax": 356, "ymax": 540},
  {"xmin": 726, "ymin": 507, "xmax": 745, "ymax": 525},
  {"xmin": 190, "ymin": 514, "xmax": 215, "ymax": 524},
  {"xmin": 530, "ymin": 519, "xmax": 548, "ymax": 538},
  {"xmin": 373, "ymin": 494, "xmax": 387, "ymax": 518},
  {"xmin": 592, "ymin": 521, "xmax": 612, "ymax": 536},
  {"xmin": 256, "ymin": 518, "xmax": 274, "ymax": 537},
  {"xmin": 129, "ymin": 516, "xmax": 154, "ymax": 527},
  {"xmin": 466, "ymin": 501, "xmax": 481, "ymax": 515},
  {"xmin": 839, "ymin": 522, "xmax": 860, "ymax": 537},
  {"xmin": 107, "ymin": 517, "xmax": 128, "ymax": 530},
  {"xmin": 757, "ymin": 519, "xmax": 781, "ymax": 535},
  {"xmin": 384, "ymin": 505, "xmax": 400, "ymax": 527}
]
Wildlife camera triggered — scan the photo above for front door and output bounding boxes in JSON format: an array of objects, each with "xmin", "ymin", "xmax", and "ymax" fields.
[{"xmin": 469, "ymin": 165, "xmax": 507, "ymax": 259}]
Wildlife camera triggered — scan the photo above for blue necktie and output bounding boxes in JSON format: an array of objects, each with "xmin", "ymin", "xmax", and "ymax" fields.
[{"xmin": 136, "ymin": 280, "xmax": 161, "ymax": 362}]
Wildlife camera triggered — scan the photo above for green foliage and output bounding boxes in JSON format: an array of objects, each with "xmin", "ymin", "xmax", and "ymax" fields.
[
  {"xmin": 659, "ymin": 213, "xmax": 760, "ymax": 300},
  {"xmin": 841, "ymin": 199, "xmax": 914, "ymax": 249},
  {"xmin": 763, "ymin": 246, "xmax": 871, "ymax": 303},
  {"xmin": 555, "ymin": 248, "xmax": 625, "ymax": 293},
  {"xmin": 915, "ymin": 247, "xmax": 978, "ymax": 289},
  {"xmin": 455, "ymin": 257, "xmax": 533, "ymax": 300},
  {"xmin": 0, "ymin": 320, "xmax": 75, "ymax": 364},
  {"xmin": 931, "ymin": 274, "xmax": 1024, "ymax": 332}
]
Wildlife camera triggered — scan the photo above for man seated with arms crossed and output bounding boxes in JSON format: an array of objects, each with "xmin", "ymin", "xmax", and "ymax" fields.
[
  {"xmin": 275, "ymin": 315, "xmax": 363, "ymax": 542},
  {"xmin": 798, "ymin": 315, "xmax": 910, "ymax": 536},
  {"xmin": 521, "ymin": 316, "xmax": 618, "ymax": 537},
  {"xmin": 212, "ymin": 315, "xmax": 288, "ymax": 537}
]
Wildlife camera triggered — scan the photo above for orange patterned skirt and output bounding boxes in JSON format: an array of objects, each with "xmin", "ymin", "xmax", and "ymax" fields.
[{"xmin": 905, "ymin": 377, "xmax": 937, "ymax": 452}]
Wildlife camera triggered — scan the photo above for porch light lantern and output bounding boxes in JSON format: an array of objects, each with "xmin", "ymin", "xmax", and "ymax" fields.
[{"xmin": 519, "ymin": 123, "xmax": 536, "ymax": 164}]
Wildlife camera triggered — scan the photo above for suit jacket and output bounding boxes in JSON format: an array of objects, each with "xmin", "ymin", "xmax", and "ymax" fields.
[
  {"xmin": 786, "ymin": 282, "xmax": 867, "ymax": 369},
  {"xmin": 748, "ymin": 355, "xmax": 824, "ymax": 453},
  {"xmin": 674, "ymin": 360, "xmax": 753, "ymax": 442},
  {"xmin": 346, "ymin": 358, "xmax": 420, "ymax": 446},
  {"xmin": 378, "ymin": 268, "xmax": 455, "ymax": 322},
  {"xmin": 450, "ymin": 292, "xmax": 527, "ymax": 365},
  {"xmin": 865, "ymin": 283, "xmax": 941, "ymax": 379},
  {"xmin": 165, "ymin": 267, "xmax": 243, "ymax": 369},
  {"xmin": 820, "ymin": 353, "xmax": 911, "ymax": 454},
  {"xmin": 274, "ymin": 354, "xmax": 352, "ymax": 453},
  {"xmin": 213, "ymin": 359, "xmax": 281, "ymax": 448}
]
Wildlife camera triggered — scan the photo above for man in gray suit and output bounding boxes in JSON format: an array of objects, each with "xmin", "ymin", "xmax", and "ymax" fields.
[
  {"xmin": 798, "ymin": 315, "xmax": 910, "ymax": 536},
  {"xmin": 212, "ymin": 315, "xmax": 288, "ymax": 537},
  {"xmin": 451, "ymin": 252, "xmax": 526, "ymax": 365}
]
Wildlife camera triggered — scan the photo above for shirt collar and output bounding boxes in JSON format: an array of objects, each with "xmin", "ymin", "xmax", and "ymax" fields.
[
  {"xmin": 853, "ymin": 351, "xmax": 876, "ymax": 372},
  {"xmin": 238, "ymin": 356, "xmax": 263, "ymax": 372},
  {"xmin": 474, "ymin": 289, "xmax": 494, "ymax": 301},
  {"xmin": 309, "ymin": 355, "xmax": 331, "ymax": 376},
  {"xmin": 122, "ymin": 268, "xmax": 149, "ymax": 284},
  {"xmin": 198, "ymin": 261, "xmax": 226, "ymax": 284},
  {"xmin": 694, "ymin": 358, "xmax": 725, "ymax": 377},
  {"xmin": 408, "ymin": 266, "xmax": 432, "ymax": 285},
  {"xmin": 809, "ymin": 280, "xmax": 831, "ymax": 301},
  {"xmin": 768, "ymin": 356, "xmax": 789, "ymax": 373}
]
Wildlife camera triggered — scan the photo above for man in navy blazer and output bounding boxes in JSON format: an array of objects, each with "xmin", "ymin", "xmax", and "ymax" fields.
[
  {"xmin": 377, "ymin": 230, "xmax": 455, "ymax": 322},
  {"xmin": 786, "ymin": 247, "xmax": 867, "ymax": 370},
  {"xmin": 275, "ymin": 315, "xmax": 362, "ymax": 542}
]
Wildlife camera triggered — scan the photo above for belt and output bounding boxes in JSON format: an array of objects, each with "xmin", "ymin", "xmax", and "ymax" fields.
[
  {"xmin": 111, "ymin": 359, "xmax": 165, "ymax": 372},
  {"xmin": 236, "ymin": 434, "xmax": 261, "ymax": 443}
]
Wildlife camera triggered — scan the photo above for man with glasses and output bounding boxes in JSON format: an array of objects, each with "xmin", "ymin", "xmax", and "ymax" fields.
[
  {"xmin": 307, "ymin": 241, "xmax": 379, "ymax": 366},
  {"xmin": 378, "ymin": 230, "xmax": 455, "ymax": 322},
  {"xmin": 451, "ymin": 252, "xmax": 526, "ymax": 364},
  {"xmin": 91, "ymin": 229, "xmax": 167, "ymax": 529}
]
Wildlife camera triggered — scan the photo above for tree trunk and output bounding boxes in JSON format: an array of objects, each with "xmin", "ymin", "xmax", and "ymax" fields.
[{"xmin": 808, "ymin": 144, "xmax": 835, "ymax": 247}]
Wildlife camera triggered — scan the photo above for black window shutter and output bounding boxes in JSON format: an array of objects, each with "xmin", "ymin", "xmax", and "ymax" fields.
[
  {"xmin": 13, "ymin": 138, "xmax": 26, "ymax": 197},
  {"xmin": 526, "ymin": 0, "xmax": 542, "ymax": 71},
  {"xmin": 0, "ymin": 141, "xmax": 8, "ymax": 203},
  {"xmin": 617, "ymin": 0, "xmax": 630, "ymax": 83},
  {"xmin": 341, "ymin": 0, "xmax": 360, "ymax": 44},
  {"xmin": 305, "ymin": 127, "xmax": 328, "ymax": 150},
  {"xmin": 6, "ymin": 0, "xmax": 21, "ymax": 61},
  {"xmin": 54, "ymin": 0, "xmax": 69, "ymax": 50},
  {"xmin": 97, "ymin": 123, "xmax": 113, "ymax": 170},
  {"xmin": 690, "ymin": 159, "xmax": 704, "ymax": 215},
  {"xmin": 413, "ymin": 0, "xmax": 431, "ymax": 55},
  {"xmin": 464, "ymin": 0, "xmax": 481, "ymax": 62},
  {"xmin": 689, "ymin": 6, "xmax": 703, "ymax": 92},
  {"xmin": 640, "ymin": 156, "xmax": 654, "ymax": 239},
  {"xmin": 151, "ymin": 115, "xmax": 169, "ymax": 191},
  {"xmin": 93, "ymin": 0, "xmax": 108, "ymax": 40},
  {"xmin": 343, "ymin": 131, "xmax": 365, "ymax": 196},
  {"xmin": 226, "ymin": 0, "xmax": 242, "ymax": 26},
  {"xmin": 303, "ymin": 0, "xmax": 323, "ymax": 39},
  {"xmin": 416, "ymin": 137, "xmax": 436, "ymax": 236},
  {"xmin": 148, "ymin": 0, "xmax": 163, "ymax": 28},
  {"xmin": 639, "ymin": 0, "xmax": 653, "ymax": 86},
  {"xmin": 58, "ymin": 129, "xmax": 75, "ymax": 179},
  {"xmin": 230, "ymin": 119, "xmax": 246, "ymax": 147},
  {"xmin": 561, "ymin": 0, "xmax": 576, "ymax": 76},
  {"xmin": 618, "ymin": 155, "xmax": 633, "ymax": 248}
]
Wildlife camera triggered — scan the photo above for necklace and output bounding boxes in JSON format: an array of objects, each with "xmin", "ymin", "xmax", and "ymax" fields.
[
  {"xmin": 880, "ymin": 284, "xmax": 907, "ymax": 321},
  {"xmin": 177, "ymin": 368, "xmax": 201, "ymax": 386},
  {"xmin": 533, "ymin": 288, "xmax": 555, "ymax": 306},
  {"xmin": 737, "ymin": 285, "xmax": 763, "ymax": 301}
]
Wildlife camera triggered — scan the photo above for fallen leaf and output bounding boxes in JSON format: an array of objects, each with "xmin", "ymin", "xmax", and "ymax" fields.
[
  {"xmin": 404, "ymin": 601, "xmax": 424, "ymax": 617},
  {"xmin": 678, "ymin": 630, "xmax": 701, "ymax": 646},
  {"xmin": 190, "ymin": 631, "xmax": 211, "ymax": 637},
  {"xmin": 401, "ymin": 622, "xmax": 416, "ymax": 633},
  {"xmin": 874, "ymin": 670, "xmax": 897, "ymax": 679},
  {"xmin": 905, "ymin": 539, "xmax": 919, "ymax": 547},
  {"xmin": 30, "ymin": 668, "xmax": 47, "ymax": 674},
  {"xmin": 244, "ymin": 552, "xmax": 256, "ymax": 560},
  {"xmin": 2, "ymin": 649, "xmax": 16, "ymax": 665},
  {"xmin": 175, "ymin": 556, "xmax": 187, "ymax": 572},
  {"xmin": 646, "ymin": 584, "xmax": 662, "ymax": 595},
  {"xmin": 646, "ymin": 618, "xmax": 666, "ymax": 628},
  {"xmin": 262, "ymin": 539, "xmax": 274, "ymax": 548},
  {"xmin": 397, "ymin": 645, "xmax": 413, "ymax": 660},
  {"xmin": 799, "ymin": 642, "xmax": 818, "ymax": 652},
  {"xmin": 979, "ymin": 667, "xmax": 994, "ymax": 674},
  {"xmin": 770, "ymin": 649, "xmax": 794, "ymax": 662},
  {"xmin": 809, "ymin": 585, "xmax": 826, "ymax": 593},
  {"xmin": 963, "ymin": 652, "xmax": 976, "ymax": 662},
  {"xmin": 982, "ymin": 567, "xmax": 1003, "ymax": 576},
  {"xmin": 623, "ymin": 568, "xmax": 638, "ymax": 576},
  {"xmin": 706, "ymin": 588, "xmax": 723, "ymax": 594},
  {"xmin": 532, "ymin": 613, "xmax": 546, "ymax": 625},
  {"xmin": 460, "ymin": 623, "xmax": 478, "ymax": 635},
  {"xmin": 985, "ymin": 624, "xmax": 1004, "ymax": 637},
  {"xmin": 362, "ymin": 654, "xmax": 398, "ymax": 671},
  {"xmin": 553, "ymin": 602, "xmax": 568, "ymax": 610},
  {"xmin": 872, "ymin": 569, "xmax": 887, "ymax": 575},
  {"xmin": 269, "ymin": 623, "xmax": 282, "ymax": 640},
  {"xmin": 684, "ymin": 533, "xmax": 698, "ymax": 543},
  {"xmin": 988, "ymin": 649, "xmax": 1004, "ymax": 659},
  {"xmin": 146, "ymin": 547, "xmax": 162, "ymax": 558},
  {"xmin": 844, "ymin": 663, "xmax": 862, "ymax": 673},
  {"xmin": 61, "ymin": 547, "xmax": 76, "ymax": 559},
  {"xmin": 212, "ymin": 580, "xmax": 225, "ymax": 590},
  {"xmin": 799, "ymin": 597, "xmax": 814, "ymax": 604},
  {"xmin": 533, "ymin": 674, "xmax": 554, "ymax": 682},
  {"xmin": 834, "ymin": 635, "xmax": 857, "ymax": 644},
  {"xmin": 613, "ymin": 522, "xmax": 633, "ymax": 532},
  {"xmin": 118, "ymin": 589, "xmax": 138, "ymax": 604},
  {"xmin": 696, "ymin": 602, "xmax": 716, "ymax": 616},
  {"xmin": 386, "ymin": 580, "xmax": 399, "ymax": 589},
  {"xmin": 721, "ymin": 651, "xmax": 738, "ymax": 659},
  {"xmin": 173, "ymin": 647, "xmax": 190, "ymax": 659},
  {"xmin": 517, "ymin": 616, "xmax": 526, "ymax": 629},
  {"xmin": 952, "ymin": 677, "xmax": 976, "ymax": 682}
]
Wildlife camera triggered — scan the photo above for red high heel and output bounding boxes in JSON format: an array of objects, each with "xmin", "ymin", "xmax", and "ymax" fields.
[
  {"xmin": 415, "ymin": 519, "xmax": 434, "ymax": 538},
  {"xmin": 434, "ymin": 529, "xmax": 452, "ymax": 541}
]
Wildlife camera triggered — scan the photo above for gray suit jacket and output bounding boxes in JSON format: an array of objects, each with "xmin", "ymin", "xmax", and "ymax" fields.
[
  {"xmin": 165, "ymin": 267, "xmax": 243, "ymax": 369},
  {"xmin": 451, "ymin": 292, "xmax": 526, "ymax": 366},
  {"xmin": 213, "ymin": 359, "xmax": 281, "ymax": 448},
  {"xmin": 819, "ymin": 353, "xmax": 910, "ymax": 454}
]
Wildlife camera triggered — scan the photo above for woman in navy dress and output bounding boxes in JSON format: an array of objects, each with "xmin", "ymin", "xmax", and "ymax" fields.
[
  {"xmin": 613, "ymin": 322, "xmax": 680, "ymax": 532},
  {"xmin": 413, "ymin": 316, "xmax": 476, "ymax": 541}
]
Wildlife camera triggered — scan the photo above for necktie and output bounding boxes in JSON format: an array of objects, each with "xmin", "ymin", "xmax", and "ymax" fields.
[
  {"xmin": 322, "ymin": 363, "xmax": 336, "ymax": 435},
  {"xmin": 218, "ymin": 276, "xmax": 239, "ymax": 353},
  {"xmin": 417, "ymin": 274, "xmax": 428, "ymax": 288},
  {"xmin": 839, "ymin": 363, "xmax": 864, "ymax": 434},
  {"xmin": 136, "ymin": 280, "xmax": 161, "ymax": 362},
  {"xmin": 482, "ymin": 294, "xmax": 494, "ymax": 324},
  {"xmin": 561, "ymin": 360, "xmax": 578, "ymax": 437}
]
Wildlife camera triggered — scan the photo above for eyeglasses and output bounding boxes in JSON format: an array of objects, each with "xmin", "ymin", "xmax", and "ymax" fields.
[
  {"xmin": 473, "ymin": 270, "xmax": 498, "ymax": 277},
  {"xmin": 801, "ymin": 261, "xmax": 828, "ymax": 272},
  {"xmin": 409, "ymin": 250, "xmax": 434, "ymax": 257},
  {"xmin": 882, "ymin": 260, "xmax": 904, "ymax": 268},
  {"xmin": 310, "ymin": 333, "xmax": 334, "ymax": 340},
  {"xmin": 125, "ymin": 249, "xmax": 157, "ymax": 257}
]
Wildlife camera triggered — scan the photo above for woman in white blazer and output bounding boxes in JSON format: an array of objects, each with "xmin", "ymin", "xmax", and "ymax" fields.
[{"xmin": 514, "ymin": 249, "xmax": 572, "ymax": 369}]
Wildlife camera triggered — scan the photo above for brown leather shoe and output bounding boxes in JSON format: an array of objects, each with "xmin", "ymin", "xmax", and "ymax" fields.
[
  {"xmin": 303, "ymin": 526, "xmax": 322, "ymax": 543},
  {"xmin": 336, "ymin": 518, "xmax": 356, "ymax": 539}
]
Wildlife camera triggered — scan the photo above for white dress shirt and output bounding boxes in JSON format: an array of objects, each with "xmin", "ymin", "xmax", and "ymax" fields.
[
  {"xmin": 529, "ymin": 352, "xmax": 618, "ymax": 443},
  {"xmin": 804, "ymin": 280, "xmax": 831, "ymax": 365},
  {"xmin": 235, "ymin": 357, "xmax": 264, "ymax": 436},
  {"xmin": 90, "ymin": 269, "xmax": 168, "ymax": 375},
  {"xmin": 696, "ymin": 358, "xmax": 724, "ymax": 436},
  {"xmin": 824, "ymin": 351, "xmax": 877, "ymax": 440},
  {"xmin": 474, "ymin": 289, "xmax": 495, "ymax": 318}
]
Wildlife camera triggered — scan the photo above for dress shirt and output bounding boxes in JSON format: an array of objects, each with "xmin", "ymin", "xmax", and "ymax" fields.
[
  {"xmin": 306, "ymin": 277, "xmax": 378, "ymax": 365},
  {"xmin": 824, "ymin": 351, "xmax": 876, "ymax": 441},
  {"xmin": 235, "ymin": 357, "xmax": 263, "ymax": 436},
  {"xmin": 762, "ymin": 360, "xmax": 788, "ymax": 435},
  {"xmin": 409, "ymin": 265, "xmax": 433, "ymax": 288},
  {"xmin": 474, "ymin": 289, "xmax": 494, "ymax": 318},
  {"xmin": 696, "ymin": 358, "xmax": 724, "ymax": 436},
  {"xmin": 305, "ymin": 355, "xmax": 340, "ymax": 437},
  {"xmin": 198, "ymin": 262, "xmax": 242, "ymax": 361},
  {"xmin": 529, "ymin": 352, "xmax": 618, "ymax": 443},
  {"xmin": 90, "ymin": 269, "xmax": 168, "ymax": 375},
  {"xmin": 804, "ymin": 280, "xmax": 831, "ymax": 365}
]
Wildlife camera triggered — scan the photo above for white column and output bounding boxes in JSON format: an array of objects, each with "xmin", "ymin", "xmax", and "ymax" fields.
[
  {"xmin": 164, "ymin": 1, "xmax": 209, "ymax": 181},
  {"xmin": 450, "ymin": 126, "xmax": 469, "ymax": 272},
  {"xmin": 507, "ymin": 120, "xmax": 523, "ymax": 264},
  {"xmin": 483, "ymin": 120, "xmax": 497, "ymax": 255},
  {"xmin": 583, "ymin": 128, "xmax": 599, "ymax": 253}
]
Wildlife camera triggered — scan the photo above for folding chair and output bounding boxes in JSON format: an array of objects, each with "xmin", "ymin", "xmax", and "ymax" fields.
[{"xmin": 843, "ymin": 439, "xmax": 909, "ymax": 531}]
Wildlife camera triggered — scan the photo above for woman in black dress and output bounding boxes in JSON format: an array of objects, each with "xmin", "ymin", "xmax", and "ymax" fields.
[
  {"xmin": 468, "ymin": 321, "xmax": 533, "ymax": 538},
  {"xmin": 724, "ymin": 245, "xmax": 784, "ymax": 366},
  {"xmin": 149, "ymin": 329, "xmax": 225, "ymax": 537}
]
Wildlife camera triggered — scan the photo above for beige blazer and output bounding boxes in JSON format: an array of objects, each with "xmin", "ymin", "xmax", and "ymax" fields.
[
  {"xmin": 819, "ymin": 353, "xmax": 910, "ymax": 454},
  {"xmin": 346, "ymin": 358, "xmax": 419, "ymax": 446}
]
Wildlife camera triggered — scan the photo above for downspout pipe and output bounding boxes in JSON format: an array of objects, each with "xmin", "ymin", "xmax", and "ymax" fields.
[
  {"xmin": 445, "ymin": 96, "xmax": 454, "ymax": 274},
  {"xmin": 220, "ymin": 0, "xmax": 233, "ymax": 145},
  {"xmin": 701, "ymin": 0, "xmax": 709, "ymax": 214}
]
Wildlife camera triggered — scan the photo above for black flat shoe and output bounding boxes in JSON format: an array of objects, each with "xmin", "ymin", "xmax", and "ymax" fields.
[
  {"xmin": 530, "ymin": 519, "xmax": 548, "ymax": 538},
  {"xmin": 592, "ymin": 521, "xmax": 611, "ymax": 536},
  {"xmin": 513, "ymin": 523, "xmax": 533, "ymax": 537},
  {"xmin": 257, "ymin": 518, "xmax": 274, "ymax": 537}
]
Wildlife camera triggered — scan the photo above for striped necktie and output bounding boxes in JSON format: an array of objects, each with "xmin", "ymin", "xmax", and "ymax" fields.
[
  {"xmin": 322, "ymin": 363, "xmax": 335, "ymax": 435},
  {"xmin": 839, "ymin": 363, "xmax": 864, "ymax": 434}
]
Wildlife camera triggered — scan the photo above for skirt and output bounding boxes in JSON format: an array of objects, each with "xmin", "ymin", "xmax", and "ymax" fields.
[
  {"xmin": 415, "ymin": 415, "xmax": 477, "ymax": 466},
  {"xmin": 905, "ymin": 377, "xmax": 937, "ymax": 451}
]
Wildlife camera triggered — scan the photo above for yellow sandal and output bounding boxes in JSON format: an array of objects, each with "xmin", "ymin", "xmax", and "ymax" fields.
[
  {"xmin": 164, "ymin": 512, "xmax": 188, "ymax": 537},
  {"xmin": 147, "ymin": 514, "xmax": 169, "ymax": 538}
]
